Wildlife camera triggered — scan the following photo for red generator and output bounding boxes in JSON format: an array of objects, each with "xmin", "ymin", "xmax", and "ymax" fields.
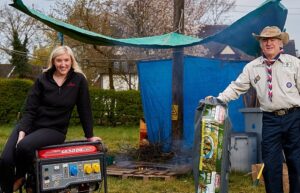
[{"xmin": 29, "ymin": 140, "xmax": 107, "ymax": 193}]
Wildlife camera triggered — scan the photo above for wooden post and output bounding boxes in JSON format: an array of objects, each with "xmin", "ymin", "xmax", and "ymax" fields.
[{"xmin": 172, "ymin": 0, "xmax": 184, "ymax": 142}]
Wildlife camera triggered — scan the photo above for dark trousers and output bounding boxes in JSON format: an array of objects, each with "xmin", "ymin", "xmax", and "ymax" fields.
[
  {"xmin": 262, "ymin": 109, "xmax": 300, "ymax": 193},
  {"xmin": 0, "ymin": 127, "xmax": 65, "ymax": 193}
]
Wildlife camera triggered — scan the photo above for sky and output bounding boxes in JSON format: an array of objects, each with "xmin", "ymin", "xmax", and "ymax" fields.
[{"xmin": 2, "ymin": 0, "xmax": 300, "ymax": 54}]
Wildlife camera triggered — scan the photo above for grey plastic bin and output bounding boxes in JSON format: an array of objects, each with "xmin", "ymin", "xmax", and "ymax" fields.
[
  {"xmin": 239, "ymin": 108, "xmax": 263, "ymax": 162},
  {"xmin": 230, "ymin": 132, "xmax": 258, "ymax": 172}
]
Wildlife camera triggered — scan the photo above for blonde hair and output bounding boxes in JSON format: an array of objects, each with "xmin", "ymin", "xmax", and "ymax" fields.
[{"xmin": 44, "ymin": 46, "xmax": 85, "ymax": 76}]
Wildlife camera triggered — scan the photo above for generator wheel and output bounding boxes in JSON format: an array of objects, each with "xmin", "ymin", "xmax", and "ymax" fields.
[
  {"xmin": 25, "ymin": 173, "xmax": 36, "ymax": 193},
  {"xmin": 78, "ymin": 183, "xmax": 89, "ymax": 193}
]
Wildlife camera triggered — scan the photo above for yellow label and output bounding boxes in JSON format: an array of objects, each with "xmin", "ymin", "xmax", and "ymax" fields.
[
  {"xmin": 172, "ymin": 105, "xmax": 178, "ymax": 120},
  {"xmin": 199, "ymin": 120, "xmax": 205, "ymax": 171}
]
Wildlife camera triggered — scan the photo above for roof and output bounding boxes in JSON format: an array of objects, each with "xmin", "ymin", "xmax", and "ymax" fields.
[
  {"xmin": 0, "ymin": 64, "xmax": 42, "ymax": 79},
  {"xmin": 198, "ymin": 25, "xmax": 297, "ymax": 58},
  {"xmin": 0, "ymin": 64, "xmax": 14, "ymax": 78},
  {"xmin": 198, "ymin": 25, "xmax": 228, "ymax": 38},
  {"xmin": 284, "ymin": 40, "xmax": 297, "ymax": 56}
]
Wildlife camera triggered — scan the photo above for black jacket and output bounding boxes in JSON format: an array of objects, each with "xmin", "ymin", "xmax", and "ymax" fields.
[{"xmin": 17, "ymin": 68, "xmax": 93, "ymax": 138}]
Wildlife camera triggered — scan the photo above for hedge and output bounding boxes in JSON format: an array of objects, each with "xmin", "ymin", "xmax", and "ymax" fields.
[
  {"xmin": 71, "ymin": 88, "xmax": 143, "ymax": 126},
  {"xmin": 0, "ymin": 79, "xmax": 33, "ymax": 123},
  {"xmin": 0, "ymin": 79, "xmax": 143, "ymax": 126}
]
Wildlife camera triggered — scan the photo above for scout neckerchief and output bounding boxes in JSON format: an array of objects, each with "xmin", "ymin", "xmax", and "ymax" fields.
[{"xmin": 262, "ymin": 49, "xmax": 283, "ymax": 102}]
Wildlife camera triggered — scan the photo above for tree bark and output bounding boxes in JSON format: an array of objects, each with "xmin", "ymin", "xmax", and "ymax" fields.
[{"xmin": 172, "ymin": 0, "xmax": 184, "ymax": 144}]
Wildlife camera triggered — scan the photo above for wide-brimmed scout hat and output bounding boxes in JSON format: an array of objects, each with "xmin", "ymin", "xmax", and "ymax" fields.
[{"xmin": 252, "ymin": 26, "xmax": 289, "ymax": 45}]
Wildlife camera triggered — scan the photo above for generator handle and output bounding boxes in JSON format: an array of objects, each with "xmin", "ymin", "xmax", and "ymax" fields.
[{"xmin": 38, "ymin": 140, "xmax": 107, "ymax": 152}]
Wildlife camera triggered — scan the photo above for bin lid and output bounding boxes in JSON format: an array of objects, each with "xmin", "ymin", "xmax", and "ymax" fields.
[
  {"xmin": 231, "ymin": 132, "xmax": 258, "ymax": 137},
  {"xmin": 239, "ymin": 108, "xmax": 262, "ymax": 113}
]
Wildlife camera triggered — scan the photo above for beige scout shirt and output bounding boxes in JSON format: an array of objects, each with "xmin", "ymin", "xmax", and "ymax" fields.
[{"xmin": 218, "ymin": 54, "xmax": 300, "ymax": 112}]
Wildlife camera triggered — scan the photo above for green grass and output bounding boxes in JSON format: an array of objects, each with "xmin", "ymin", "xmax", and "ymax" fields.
[
  {"xmin": 0, "ymin": 124, "xmax": 265, "ymax": 193},
  {"xmin": 66, "ymin": 125, "xmax": 140, "ymax": 154},
  {"xmin": 229, "ymin": 171, "xmax": 265, "ymax": 193}
]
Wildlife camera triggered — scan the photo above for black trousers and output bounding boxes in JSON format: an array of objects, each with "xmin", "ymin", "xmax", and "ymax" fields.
[
  {"xmin": 262, "ymin": 108, "xmax": 300, "ymax": 193},
  {"xmin": 0, "ymin": 127, "xmax": 65, "ymax": 193}
]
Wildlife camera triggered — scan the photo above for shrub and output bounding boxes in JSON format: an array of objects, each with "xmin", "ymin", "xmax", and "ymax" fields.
[
  {"xmin": 0, "ymin": 78, "xmax": 33, "ymax": 123},
  {"xmin": 115, "ymin": 90, "xmax": 143, "ymax": 125},
  {"xmin": 80, "ymin": 88, "xmax": 142, "ymax": 126}
]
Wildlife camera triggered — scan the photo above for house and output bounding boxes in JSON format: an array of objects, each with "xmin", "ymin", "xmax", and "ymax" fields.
[
  {"xmin": 198, "ymin": 25, "xmax": 298, "ymax": 60},
  {"xmin": 80, "ymin": 58, "xmax": 138, "ymax": 90},
  {"xmin": 0, "ymin": 64, "xmax": 15, "ymax": 78},
  {"xmin": 0, "ymin": 64, "xmax": 42, "ymax": 79},
  {"xmin": 0, "ymin": 60, "xmax": 138, "ymax": 90}
]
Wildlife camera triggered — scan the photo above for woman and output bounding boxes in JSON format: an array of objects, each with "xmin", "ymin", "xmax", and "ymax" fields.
[{"xmin": 0, "ymin": 46, "xmax": 101, "ymax": 193}]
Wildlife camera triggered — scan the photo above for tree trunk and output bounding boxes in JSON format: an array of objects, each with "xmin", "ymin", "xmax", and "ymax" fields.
[
  {"xmin": 172, "ymin": 0, "xmax": 184, "ymax": 145},
  {"xmin": 108, "ymin": 62, "xmax": 115, "ymax": 90}
]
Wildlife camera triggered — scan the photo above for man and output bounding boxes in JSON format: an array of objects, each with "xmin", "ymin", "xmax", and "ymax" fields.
[{"xmin": 208, "ymin": 26, "xmax": 300, "ymax": 193}]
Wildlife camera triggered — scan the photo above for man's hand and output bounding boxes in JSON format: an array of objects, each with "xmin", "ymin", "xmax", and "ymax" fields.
[
  {"xmin": 205, "ymin": 96, "xmax": 214, "ymax": 100},
  {"xmin": 204, "ymin": 96, "xmax": 225, "ymax": 105}
]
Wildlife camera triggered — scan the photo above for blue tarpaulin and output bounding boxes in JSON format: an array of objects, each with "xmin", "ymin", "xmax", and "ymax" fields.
[{"xmin": 138, "ymin": 57, "xmax": 247, "ymax": 151}]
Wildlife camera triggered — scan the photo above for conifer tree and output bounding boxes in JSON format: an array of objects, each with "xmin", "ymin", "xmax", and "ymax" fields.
[{"xmin": 10, "ymin": 30, "xmax": 31, "ymax": 78}]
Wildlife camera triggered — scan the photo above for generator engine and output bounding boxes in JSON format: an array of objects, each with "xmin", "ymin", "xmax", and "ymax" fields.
[{"xmin": 32, "ymin": 140, "xmax": 107, "ymax": 193}]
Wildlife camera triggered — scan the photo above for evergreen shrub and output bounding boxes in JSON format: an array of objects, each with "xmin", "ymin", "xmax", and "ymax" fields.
[{"xmin": 0, "ymin": 78, "xmax": 33, "ymax": 123}]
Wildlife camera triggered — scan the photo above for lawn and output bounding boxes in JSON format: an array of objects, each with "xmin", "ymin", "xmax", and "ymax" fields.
[{"xmin": 0, "ymin": 125, "xmax": 265, "ymax": 193}]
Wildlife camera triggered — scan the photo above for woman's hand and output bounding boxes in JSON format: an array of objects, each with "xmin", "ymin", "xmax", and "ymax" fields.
[
  {"xmin": 86, "ymin": 136, "xmax": 102, "ymax": 142},
  {"xmin": 17, "ymin": 131, "xmax": 26, "ymax": 145}
]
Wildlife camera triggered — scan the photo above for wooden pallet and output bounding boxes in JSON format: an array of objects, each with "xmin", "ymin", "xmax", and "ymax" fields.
[{"xmin": 107, "ymin": 162, "xmax": 185, "ymax": 181}]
